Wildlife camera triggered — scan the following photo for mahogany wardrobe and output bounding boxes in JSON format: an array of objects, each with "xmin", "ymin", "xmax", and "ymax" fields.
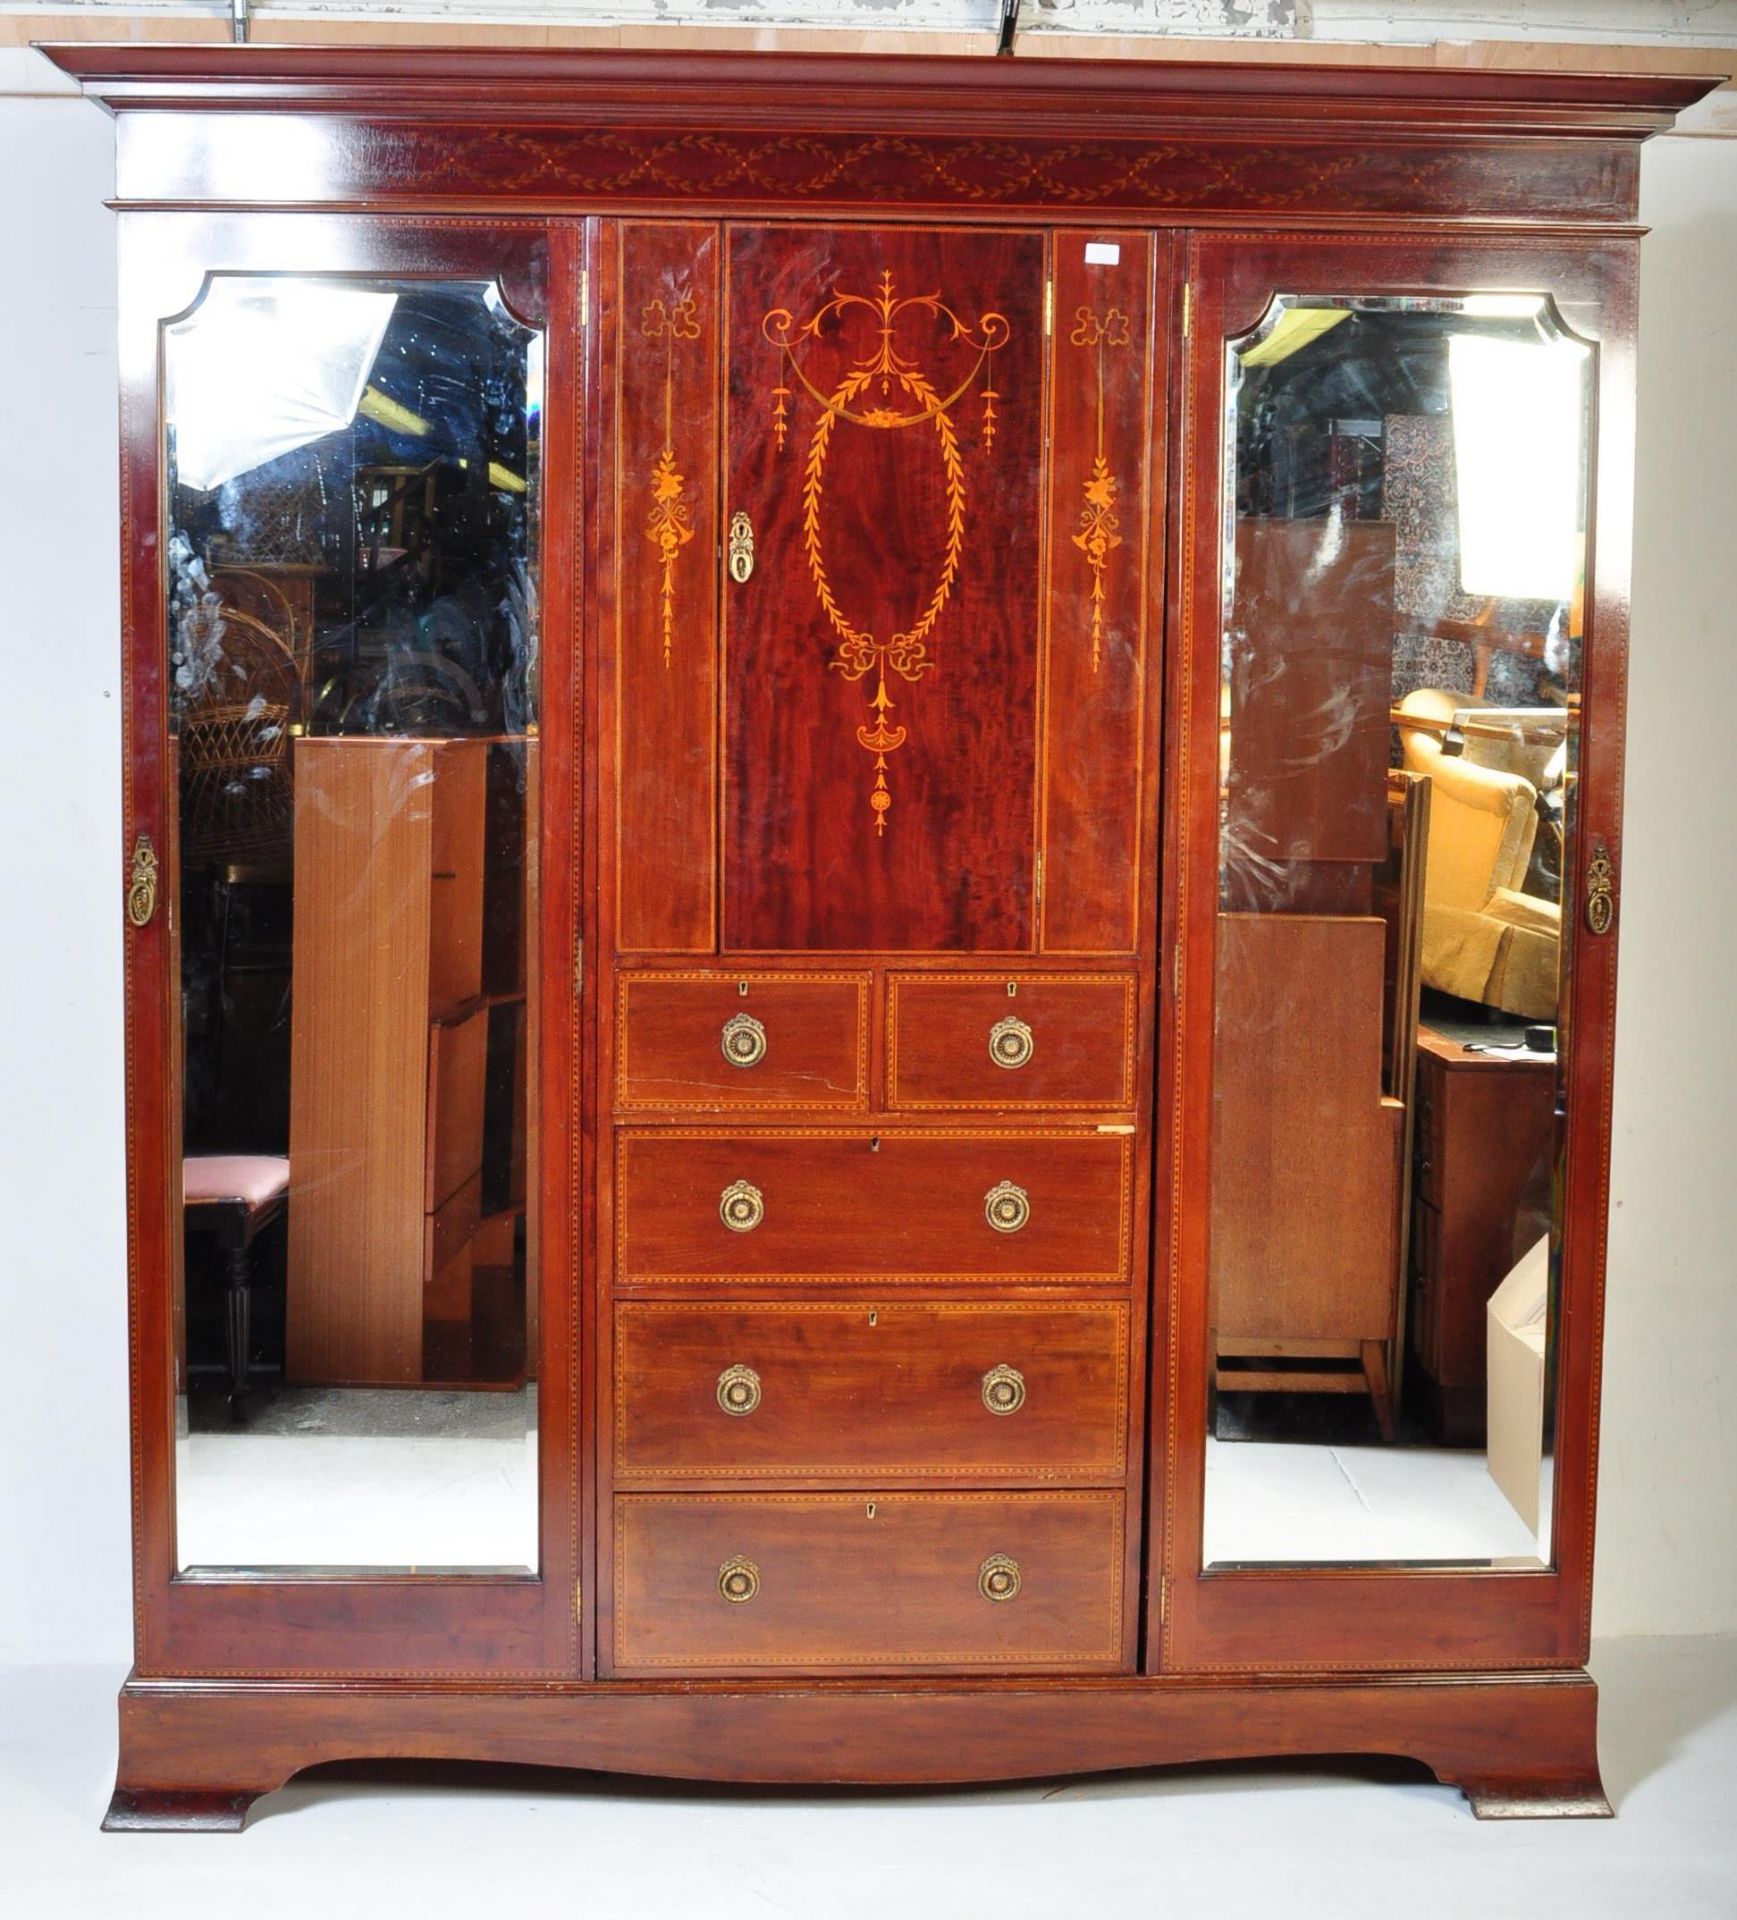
[{"xmin": 45, "ymin": 41, "xmax": 1714, "ymax": 1828}]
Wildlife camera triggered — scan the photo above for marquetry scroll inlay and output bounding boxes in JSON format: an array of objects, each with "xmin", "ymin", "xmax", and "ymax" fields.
[
  {"xmin": 764, "ymin": 270, "xmax": 1009, "ymax": 834},
  {"xmin": 1068, "ymin": 305, "xmax": 1130, "ymax": 673},
  {"xmin": 641, "ymin": 288, "xmax": 703, "ymax": 667}
]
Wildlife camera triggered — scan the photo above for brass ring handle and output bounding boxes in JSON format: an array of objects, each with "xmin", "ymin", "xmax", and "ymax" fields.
[
  {"xmin": 984, "ymin": 1180, "xmax": 1030, "ymax": 1234},
  {"xmin": 720, "ymin": 1179, "xmax": 765, "ymax": 1233},
  {"xmin": 979, "ymin": 1553, "xmax": 1022, "ymax": 1604},
  {"xmin": 718, "ymin": 1555, "xmax": 760, "ymax": 1604},
  {"xmin": 720, "ymin": 1011, "xmax": 768, "ymax": 1068},
  {"xmin": 988, "ymin": 1014, "xmax": 1034, "ymax": 1070},
  {"xmin": 981, "ymin": 1364, "xmax": 1026, "ymax": 1416},
  {"xmin": 717, "ymin": 1364, "xmax": 762, "ymax": 1416}
]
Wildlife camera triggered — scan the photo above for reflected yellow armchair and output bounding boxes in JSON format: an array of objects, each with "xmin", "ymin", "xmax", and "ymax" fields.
[{"xmin": 1398, "ymin": 688, "xmax": 1562, "ymax": 1021}]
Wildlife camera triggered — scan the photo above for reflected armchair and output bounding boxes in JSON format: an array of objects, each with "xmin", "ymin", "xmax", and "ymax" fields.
[{"xmin": 1397, "ymin": 688, "xmax": 1563, "ymax": 1021}]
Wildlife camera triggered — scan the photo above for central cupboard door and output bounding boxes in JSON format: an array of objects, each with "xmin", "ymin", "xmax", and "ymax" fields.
[
  {"xmin": 613, "ymin": 219, "xmax": 1159, "ymax": 961},
  {"xmin": 723, "ymin": 225, "xmax": 1046, "ymax": 952}
]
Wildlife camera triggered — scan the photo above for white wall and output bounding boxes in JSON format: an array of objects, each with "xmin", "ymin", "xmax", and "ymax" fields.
[
  {"xmin": 0, "ymin": 95, "xmax": 130, "ymax": 1668},
  {"xmin": 1596, "ymin": 131, "xmax": 1737, "ymax": 1638},
  {"xmin": 0, "ymin": 85, "xmax": 1730, "ymax": 1668}
]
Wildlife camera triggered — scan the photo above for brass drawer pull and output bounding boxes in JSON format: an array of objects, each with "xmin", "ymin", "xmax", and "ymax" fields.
[
  {"xmin": 979, "ymin": 1553, "xmax": 1021, "ymax": 1604},
  {"xmin": 984, "ymin": 1180, "xmax": 1030, "ymax": 1234},
  {"xmin": 981, "ymin": 1364, "xmax": 1026, "ymax": 1415},
  {"xmin": 717, "ymin": 1363, "xmax": 762, "ymax": 1416},
  {"xmin": 720, "ymin": 1180, "xmax": 764, "ymax": 1233},
  {"xmin": 989, "ymin": 1014, "xmax": 1034, "ymax": 1070},
  {"xmin": 720, "ymin": 1010, "xmax": 768, "ymax": 1068},
  {"xmin": 718, "ymin": 1555, "xmax": 760, "ymax": 1604}
]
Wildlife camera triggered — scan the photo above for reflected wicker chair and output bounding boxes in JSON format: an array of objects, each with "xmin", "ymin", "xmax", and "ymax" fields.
[{"xmin": 177, "ymin": 572, "xmax": 307, "ymax": 874}]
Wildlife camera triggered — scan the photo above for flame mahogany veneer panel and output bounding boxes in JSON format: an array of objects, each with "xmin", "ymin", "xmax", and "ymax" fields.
[{"xmin": 722, "ymin": 223, "xmax": 1047, "ymax": 953}]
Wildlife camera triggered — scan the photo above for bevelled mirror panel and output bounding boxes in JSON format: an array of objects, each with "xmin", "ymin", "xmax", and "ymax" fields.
[
  {"xmin": 1204, "ymin": 292, "xmax": 1588, "ymax": 1569},
  {"xmin": 164, "ymin": 275, "xmax": 542, "ymax": 1572}
]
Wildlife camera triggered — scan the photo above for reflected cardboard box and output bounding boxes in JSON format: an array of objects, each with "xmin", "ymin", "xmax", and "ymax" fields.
[{"xmin": 1488, "ymin": 1235, "xmax": 1550, "ymax": 1533}]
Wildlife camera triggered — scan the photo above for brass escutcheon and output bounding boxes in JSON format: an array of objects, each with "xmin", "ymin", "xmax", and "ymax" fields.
[
  {"xmin": 717, "ymin": 1363, "xmax": 762, "ymax": 1416},
  {"xmin": 1586, "ymin": 844, "xmax": 1615, "ymax": 936},
  {"xmin": 984, "ymin": 1180, "xmax": 1030, "ymax": 1234},
  {"xmin": 720, "ymin": 1179, "xmax": 764, "ymax": 1233},
  {"xmin": 718, "ymin": 1555, "xmax": 760, "ymax": 1604},
  {"xmin": 981, "ymin": 1363, "xmax": 1026, "ymax": 1416},
  {"xmin": 989, "ymin": 1014, "xmax": 1035, "ymax": 1070},
  {"xmin": 126, "ymin": 833, "xmax": 158, "ymax": 929},
  {"xmin": 978, "ymin": 1553, "xmax": 1021, "ymax": 1604},
  {"xmin": 728, "ymin": 510, "xmax": 755, "ymax": 584},
  {"xmin": 721, "ymin": 1010, "xmax": 768, "ymax": 1068}
]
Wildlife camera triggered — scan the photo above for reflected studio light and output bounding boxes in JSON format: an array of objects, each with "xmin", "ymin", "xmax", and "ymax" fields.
[
  {"xmin": 167, "ymin": 279, "xmax": 398, "ymax": 492},
  {"xmin": 1448, "ymin": 331, "xmax": 1587, "ymax": 602}
]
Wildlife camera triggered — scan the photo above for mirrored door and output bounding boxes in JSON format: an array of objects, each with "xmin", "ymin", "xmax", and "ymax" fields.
[
  {"xmin": 1159, "ymin": 232, "xmax": 1626, "ymax": 1674},
  {"xmin": 162, "ymin": 271, "xmax": 543, "ymax": 1572},
  {"xmin": 1204, "ymin": 288, "xmax": 1588, "ymax": 1571}
]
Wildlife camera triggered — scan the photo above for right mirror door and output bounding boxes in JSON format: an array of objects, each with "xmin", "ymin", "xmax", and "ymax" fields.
[{"xmin": 1203, "ymin": 289, "xmax": 1590, "ymax": 1570}]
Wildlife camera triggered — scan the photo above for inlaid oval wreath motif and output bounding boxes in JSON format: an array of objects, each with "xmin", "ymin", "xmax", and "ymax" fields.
[{"xmin": 764, "ymin": 271, "xmax": 1008, "ymax": 834}]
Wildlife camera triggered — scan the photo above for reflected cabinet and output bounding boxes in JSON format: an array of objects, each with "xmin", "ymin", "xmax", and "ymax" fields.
[{"xmin": 52, "ymin": 42, "xmax": 1713, "ymax": 1827}]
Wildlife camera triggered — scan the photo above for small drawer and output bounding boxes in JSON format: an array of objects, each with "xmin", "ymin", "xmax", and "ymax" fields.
[
  {"xmin": 618, "ymin": 973, "xmax": 869, "ymax": 1111},
  {"xmin": 611, "ymin": 1490, "xmax": 1126, "ymax": 1673},
  {"xmin": 887, "ymin": 973, "xmax": 1136, "ymax": 1110},
  {"xmin": 615, "ymin": 1130, "xmax": 1132, "ymax": 1286},
  {"xmin": 614, "ymin": 1300, "xmax": 1129, "ymax": 1484}
]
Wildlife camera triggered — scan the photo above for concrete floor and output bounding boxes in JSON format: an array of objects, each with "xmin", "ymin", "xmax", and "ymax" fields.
[{"xmin": 4, "ymin": 1635, "xmax": 1734, "ymax": 1918}]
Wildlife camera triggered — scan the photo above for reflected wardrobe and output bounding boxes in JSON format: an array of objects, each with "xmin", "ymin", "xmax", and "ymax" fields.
[{"xmin": 48, "ymin": 41, "xmax": 1713, "ymax": 1828}]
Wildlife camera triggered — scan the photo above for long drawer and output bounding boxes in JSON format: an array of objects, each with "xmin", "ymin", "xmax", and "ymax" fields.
[
  {"xmin": 614, "ymin": 1299, "xmax": 1130, "ymax": 1484},
  {"xmin": 615, "ymin": 1129, "xmax": 1132, "ymax": 1286},
  {"xmin": 611, "ymin": 1490, "xmax": 1127, "ymax": 1673},
  {"xmin": 617, "ymin": 972, "xmax": 869, "ymax": 1111},
  {"xmin": 887, "ymin": 972, "xmax": 1137, "ymax": 1111}
]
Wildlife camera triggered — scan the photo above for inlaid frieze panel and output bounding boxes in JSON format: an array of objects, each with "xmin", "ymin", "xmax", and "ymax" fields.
[
  {"xmin": 722, "ymin": 223, "xmax": 1046, "ymax": 953},
  {"xmin": 113, "ymin": 117, "xmax": 1637, "ymax": 229}
]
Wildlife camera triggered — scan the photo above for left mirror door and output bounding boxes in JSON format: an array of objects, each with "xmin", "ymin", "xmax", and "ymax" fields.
[{"xmin": 164, "ymin": 274, "xmax": 543, "ymax": 1573}]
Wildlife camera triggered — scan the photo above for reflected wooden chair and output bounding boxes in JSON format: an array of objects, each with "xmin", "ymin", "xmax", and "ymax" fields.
[{"xmin": 182, "ymin": 1155, "xmax": 289, "ymax": 1416}]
